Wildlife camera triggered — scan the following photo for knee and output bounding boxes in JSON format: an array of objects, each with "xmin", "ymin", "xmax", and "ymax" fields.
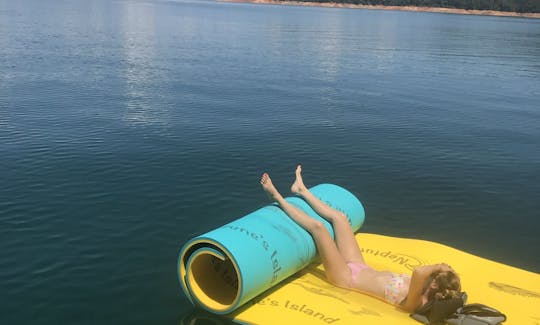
[
  {"xmin": 308, "ymin": 220, "xmax": 327, "ymax": 235},
  {"xmin": 332, "ymin": 211, "xmax": 349, "ymax": 225}
]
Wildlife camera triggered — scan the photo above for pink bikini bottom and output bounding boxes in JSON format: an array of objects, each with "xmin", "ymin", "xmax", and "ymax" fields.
[{"xmin": 347, "ymin": 262, "xmax": 371, "ymax": 285}]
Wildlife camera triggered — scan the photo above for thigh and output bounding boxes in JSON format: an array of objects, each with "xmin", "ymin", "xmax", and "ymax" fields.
[
  {"xmin": 311, "ymin": 224, "xmax": 352, "ymax": 288},
  {"xmin": 332, "ymin": 215, "xmax": 366, "ymax": 264}
]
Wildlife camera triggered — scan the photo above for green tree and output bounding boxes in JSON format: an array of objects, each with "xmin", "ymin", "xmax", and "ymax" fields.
[{"xmin": 292, "ymin": 0, "xmax": 540, "ymax": 12}]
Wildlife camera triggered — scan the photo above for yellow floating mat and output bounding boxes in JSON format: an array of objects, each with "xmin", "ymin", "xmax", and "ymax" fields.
[{"xmin": 221, "ymin": 233, "xmax": 540, "ymax": 325}]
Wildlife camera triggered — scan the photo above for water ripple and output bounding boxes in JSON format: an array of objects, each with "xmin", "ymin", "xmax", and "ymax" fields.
[{"xmin": 1, "ymin": 1, "xmax": 539, "ymax": 325}]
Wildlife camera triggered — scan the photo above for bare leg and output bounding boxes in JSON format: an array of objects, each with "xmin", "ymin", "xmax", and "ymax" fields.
[
  {"xmin": 291, "ymin": 165, "xmax": 365, "ymax": 264},
  {"xmin": 260, "ymin": 173, "xmax": 351, "ymax": 287}
]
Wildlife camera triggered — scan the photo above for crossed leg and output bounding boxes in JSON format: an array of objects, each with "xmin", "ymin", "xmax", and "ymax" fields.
[
  {"xmin": 290, "ymin": 165, "xmax": 366, "ymax": 265},
  {"xmin": 260, "ymin": 171, "xmax": 361, "ymax": 288}
]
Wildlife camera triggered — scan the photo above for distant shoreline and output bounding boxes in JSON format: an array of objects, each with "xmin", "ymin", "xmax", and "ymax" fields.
[{"xmin": 220, "ymin": 0, "xmax": 540, "ymax": 19}]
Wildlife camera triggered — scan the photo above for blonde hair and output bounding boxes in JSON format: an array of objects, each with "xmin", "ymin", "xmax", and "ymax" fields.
[{"xmin": 432, "ymin": 271, "xmax": 461, "ymax": 300}]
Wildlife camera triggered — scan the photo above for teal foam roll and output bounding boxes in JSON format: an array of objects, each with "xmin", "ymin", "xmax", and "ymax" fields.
[{"xmin": 177, "ymin": 184, "xmax": 365, "ymax": 314}]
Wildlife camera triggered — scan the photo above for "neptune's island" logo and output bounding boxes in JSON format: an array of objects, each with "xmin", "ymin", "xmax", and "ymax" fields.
[{"xmin": 360, "ymin": 248, "xmax": 425, "ymax": 271}]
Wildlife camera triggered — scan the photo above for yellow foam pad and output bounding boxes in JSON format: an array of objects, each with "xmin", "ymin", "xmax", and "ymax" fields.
[{"xmin": 228, "ymin": 233, "xmax": 540, "ymax": 325}]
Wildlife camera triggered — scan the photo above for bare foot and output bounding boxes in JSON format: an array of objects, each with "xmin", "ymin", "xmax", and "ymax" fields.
[
  {"xmin": 291, "ymin": 164, "xmax": 307, "ymax": 195},
  {"xmin": 260, "ymin": 173, "xmax": 282, "ymax": 201}
]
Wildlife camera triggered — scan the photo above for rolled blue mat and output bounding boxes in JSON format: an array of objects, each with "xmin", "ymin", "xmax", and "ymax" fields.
[{"xmin": 177, "ymin": 183, "xmax": 365, "ymax": 314}]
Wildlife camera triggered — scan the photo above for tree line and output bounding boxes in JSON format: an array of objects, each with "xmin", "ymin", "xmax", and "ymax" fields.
[{"xmin": 291, "ymin": 0, "xmax": 540, "ymax": 13}]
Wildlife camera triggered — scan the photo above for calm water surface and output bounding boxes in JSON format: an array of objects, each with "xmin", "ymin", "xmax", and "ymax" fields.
[{"xmin": 1, "ymin": 0, "xmax": 539, "ymax": 324}]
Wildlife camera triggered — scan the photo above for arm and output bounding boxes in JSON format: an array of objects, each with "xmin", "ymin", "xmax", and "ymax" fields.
[{"xmin": 401, "ymin": 263, "xmax": 452, "ymax": 312}]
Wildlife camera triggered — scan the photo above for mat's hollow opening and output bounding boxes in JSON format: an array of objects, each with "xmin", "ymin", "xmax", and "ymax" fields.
[{"xmin": 189, "ymin": 254, "xmax": 239, "ymax": 306}]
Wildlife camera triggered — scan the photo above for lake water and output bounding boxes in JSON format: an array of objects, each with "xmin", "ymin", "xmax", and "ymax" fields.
[{"xmin": 1, "ymin": 0, "xmax": 539, "ymax": 324}]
